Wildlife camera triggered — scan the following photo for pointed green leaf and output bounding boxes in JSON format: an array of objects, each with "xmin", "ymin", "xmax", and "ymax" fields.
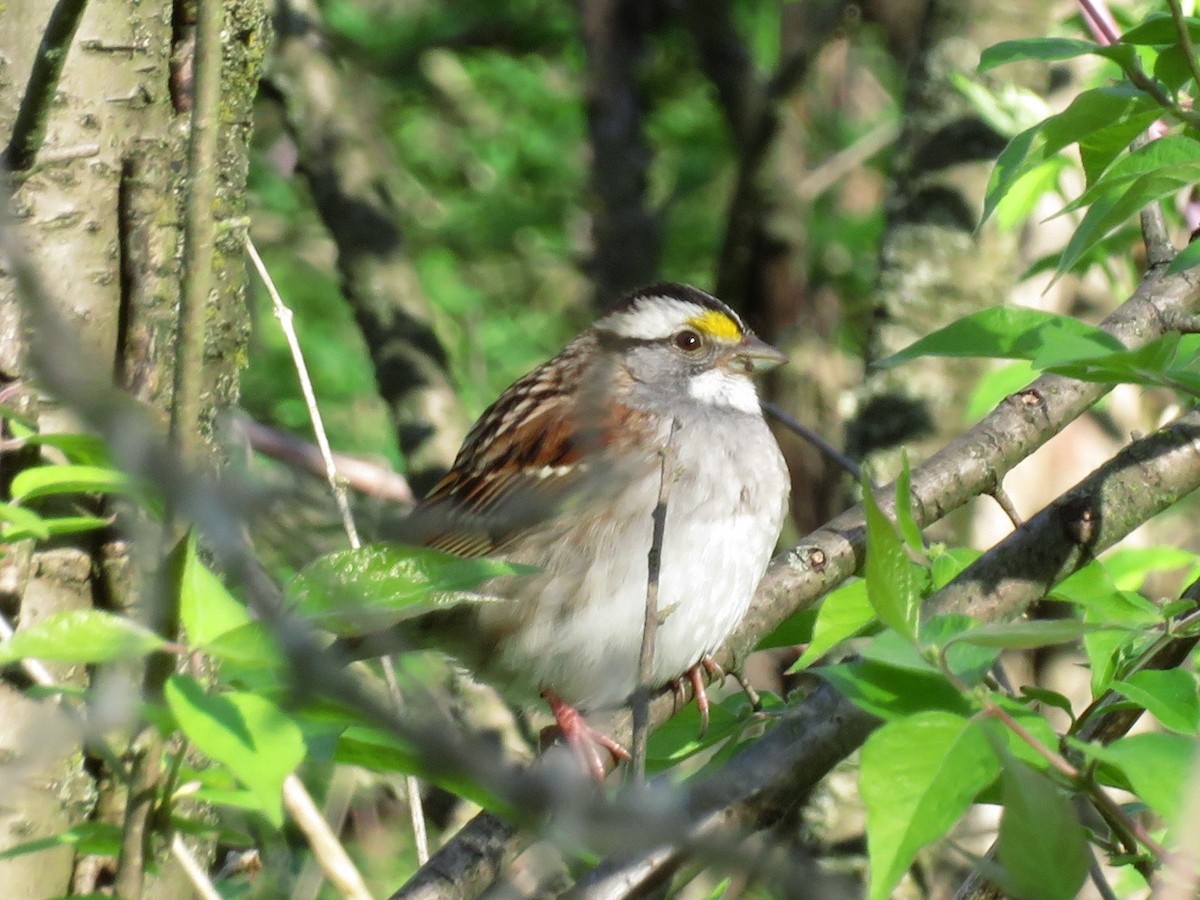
[
  {"xmin": 0, "ymin": 502, "xmax": 49, "ymax": 540},
  {"xmin": 0, "ymin": 822, "xmax": 123, "ymax": 860},
  {"xmin": 819, "ymin": 659, "xmax": 970, "ymax": 721},
  {"xmin": 1112, "ymin": 669, "xmax": 1200, "ymax": 734},
  {"xmin": 996, "ymin": 760, "xmax": 1089, "ymax": 900},
  {"xmin": 945, "ymin": 618, "xmax": 1117, "ymax": 651},
  {"xmin": 165, "ymin": 675, "xmax": 305, "ymax": 826},
  {"xmin": 790, "ymin": 579, "xmax": 874, "ymax": 670},
  {"xmin": 10, "ymin": 464, "xmax": 129, "ymax": 502},
  {"xmin": 978, "ymin": 37, "xmax": 1135, "ymax": 72},
  {"xmin": 1168, "ymin": 238, "xmax": 1200, "ymax": 274},
  {"xmin": 0, "ymin": 610, "xmax": 165, "ymax": 665},
  {"xmin": 879, "ymin": 308, "xmax": 1121, "ymax": 368},
  {"xmin": 290, "ymin": 543, "xmax": 527, "ymax": 635},
  {"xmin": 174, "ymin": 535, "xmax": 251, "ymax": 647},
  {"xmin": 862, "ymin": 711, "xmax": 1000, "ymax": 900},
  {"xmin": 862, "ymin": 480, "xmax": 919, "ymax": 642},
  {"xmin": 895, "ymin": 452, "xmax": 923, "ymax": 552},
  {"xmin": 1060, "ymin": 136, "xmax": 1200, "ymax": 215},
  {"xmin": 1089, "ymin": 732, "xmax": 1198, "ymax": 823}
]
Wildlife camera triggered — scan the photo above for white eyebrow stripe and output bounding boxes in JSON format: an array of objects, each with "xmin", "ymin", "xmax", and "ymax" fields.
[{"xmin": 596, "ymin": 298, "xmax": 710, "ymax": 339}]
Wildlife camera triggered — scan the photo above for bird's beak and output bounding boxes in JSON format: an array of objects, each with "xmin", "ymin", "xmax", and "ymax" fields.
[{"xmin": 725, "ymin": 334, "xmax": 788, "ymax": 374}]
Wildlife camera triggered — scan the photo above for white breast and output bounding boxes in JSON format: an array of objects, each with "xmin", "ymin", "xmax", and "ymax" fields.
[{"xmin": 478, "ymin": 410, "xmax": 789, "ymax": 710}]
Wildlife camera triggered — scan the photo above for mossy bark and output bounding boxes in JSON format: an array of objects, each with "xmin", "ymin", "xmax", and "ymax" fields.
[{"xmin": 0, "ymin": 0, "xmax": 266, "ymax": 894}]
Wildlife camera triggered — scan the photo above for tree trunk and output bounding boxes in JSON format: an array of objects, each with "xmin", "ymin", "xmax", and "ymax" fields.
[{"xmin": 0, "ymin": 0, "xmax": 266, "ymax": 895}]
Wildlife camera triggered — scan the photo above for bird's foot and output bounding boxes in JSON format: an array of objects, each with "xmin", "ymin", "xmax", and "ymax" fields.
[
  {"xmin": 541, "ymin": 690, "xmax": 630, "ymax": 781},
  {"xmin": 676, "ymin": 655, "xmax": 728, "ymax": 737}
]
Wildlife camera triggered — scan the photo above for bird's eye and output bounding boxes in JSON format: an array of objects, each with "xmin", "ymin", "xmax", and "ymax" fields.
[{"xmin": 674, "ymin": 329, "xmax": 702, "ymax": 352}]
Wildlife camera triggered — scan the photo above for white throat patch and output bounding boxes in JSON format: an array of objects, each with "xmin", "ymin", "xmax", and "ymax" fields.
[{"xmin": 688, "ymin": 368, "xmax": 760, "ymax": 413}]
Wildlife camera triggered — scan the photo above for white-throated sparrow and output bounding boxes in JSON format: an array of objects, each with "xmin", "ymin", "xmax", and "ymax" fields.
[{"xmin": 346, "ymin": 283, "xmax": 790, "ymax": 776}]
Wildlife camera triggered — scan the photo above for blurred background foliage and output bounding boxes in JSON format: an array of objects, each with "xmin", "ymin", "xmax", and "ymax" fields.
[{"xmin": 241, "ymin": 0, "xmax": 901, "ymax": 475}]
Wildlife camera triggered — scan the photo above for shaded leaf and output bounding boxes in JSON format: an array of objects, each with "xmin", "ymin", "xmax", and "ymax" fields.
[
  {"xmin": 165, "ymin": 675, "xmax": 305, "ymax": 827},
  {"xmin": 978, "ymin": 37, "xmax": 1136, "ymax": 73},
  {"xmin": 1088, "ymin": 732, "xmax": 1198, "ymax": 823},
  {"xmin": 0, "ymin": 822, "xmax": 122, "ymax": 861},
  {"xmin": 945, "ymin": 618, "xmax": 1117, "ymax": 651},
  {"xmin": 174, "ymin": 534, "xmax": 252, "ymax": 647},
  {"xmin": 996, "ymin": 760, "xmax": 1089, "ymax": 900}
]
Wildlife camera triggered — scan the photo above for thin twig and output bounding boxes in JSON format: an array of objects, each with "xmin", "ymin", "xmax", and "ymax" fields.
[
  {"xmin": 244, "ymin": 234, "xmax": 362, "ymax": 548},
  {"xmin": 1088, "ymin": 845, "xmax": 1120, "ymax": 900},
  {"xmin": 987, "ymin": 485, "xmax": 1022, "ymax": 529},
  {"xmin": 3, "ymin": 0, "xmax": 88, "ymax": 171},
  {"xmin": 283, "ymin": 774, "xmax": 372, "ymax": 900},
  {"xmin": 1168, "ymin": 0, "xmax": 1200, "ymax": 98},
  {"xmin": 171, "ymin": 833, "xmax": 223, "ymax": 900},
  {"xmin": 1077, "ymin": 0, "xmax": 1121, "ymax": 44},
  {"xmin": 632, "ymin": 418, "xmax": 681, "ymax": 781},
  {"xmin": 382, "ymin": 657, "xmax": 430, "ymax": 864},
  {"xmin": 236, "ymin": 415, "xmax": 414, "ymax": 505},
  {"xmin": 246, "ymin": 233, "xmax": 432, "ymax": 872},
  {"xmin": 762, "ymin": 401, "xmax": 863, "ymax": 483}
]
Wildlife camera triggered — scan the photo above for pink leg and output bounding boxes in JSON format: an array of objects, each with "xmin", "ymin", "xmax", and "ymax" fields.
[{"xmin": 541, "ymin": 690, "xmax": 631, "ymax": 781}]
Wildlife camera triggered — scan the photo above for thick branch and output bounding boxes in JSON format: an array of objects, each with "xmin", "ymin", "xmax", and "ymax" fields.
[{"xmin": 391, "ymin": 267, "xmax": 1200, "ymax": 897}]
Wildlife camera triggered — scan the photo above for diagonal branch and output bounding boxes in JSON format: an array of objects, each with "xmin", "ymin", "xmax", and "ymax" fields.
[{"xmin": 390, "ymin": 265, "xmax": 1200, "ymax": 897}]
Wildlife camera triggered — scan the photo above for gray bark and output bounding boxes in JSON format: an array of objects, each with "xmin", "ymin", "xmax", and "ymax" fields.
[{"xmin": 0, "ymin": 0, "xmax": 266, "ymax": 894}]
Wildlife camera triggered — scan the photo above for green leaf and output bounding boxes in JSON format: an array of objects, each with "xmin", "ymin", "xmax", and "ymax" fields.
[
  {"xmin": 920, "ymin": 615, "xmax": 999, "ymax": 685},
  {"xmin": 1056, "ymin": 169, "xmax": 1200, "ymax": 279},
  {"xmin": 996, "ymin": 760, "xmax": 1089, "ymax": 900},
  {"xmin": 289, "ymin": 543, "xmax": 527, "ymax": 635},
  {"xmin": 1060, "ymin": 136, "xmax": 1200, "ymax": 215},
  {"xmin": 930, "ymin": 546, "xmax": 983, "ymax": 590},
  {"xmin": 164, "ymin": 675, "xmax": 305, "ymax": 827},
  {"xmin": 0, "ymin": 610, "xmax": 165, "ymax": 665},
  {"xmin": 646, "ymin": 694, "xmax": 744, "ymax": 771},
  {"xmin": 17, "ymin": 432, "xmax": 110, "ymax": 466},
  {"xmin": 879, "ymin": 308, "xmax": 1122, "ymax": 368},
  {"xmin": 754, "ymin": 606, "xmax": 816, "ymax": 651},
  {"xmin": 964, "ymin": 361, "xmax": 1038, "ymax": 422},
  {"xmin": 861, "ymin": 711, "xmax": 1000, "ymax": 900},
  {"xmin": 978, "ymin": 37, "xmax": 1135, "ymax": 72},
  {"xmin": 944, "ymin": 618, "xmax": 1116, "ymax": 651},
  {"xmin": 1112, "ymin": 669, "xmax": 1200, "ymax": 734},
  {"xmin": 862, "ymin": 479, "xmax": 919, "ymax": 642},
  {"xmin": 894, "ymin": 452, "xmax": 923, "ymax": 552},
  {"xmin": 790, "ymin": 579, "xmax": 874, "ymax": 671},
  {"xmin": 1018, "ymin": 686, "xmax": 1075, "ymax": 721},
  {"xmin": 982, "ymin": 86, "xmax": 1159, "ymax": 224},
  {"xmin": 1088, "ymin": 732, "xmax": 1198, "ymax": 823},
  {"xmin": 819, "ymin": 659, "xmax": 971, "ymax": 721},
  {"xmin": 174, "ymin": 535, "xmax": 252, "ymax": 647},
  {"xmin": 0, "ymin": 821, "xmax": 123, "ymax": 860},
  {"xmin": 9, "ymin": 464, "xmax": 130, "ymax": 502},
  {"xmin": 0, "ymin": 502, "xmax": 49, "ymax": 540},
  {"xmin": 1168, "ymin": 238, "xmax": 1200, "ymax": 274},
  {"xmin": 1121, "ymin": 12, "xmax": 1200, "ymax": 46}
]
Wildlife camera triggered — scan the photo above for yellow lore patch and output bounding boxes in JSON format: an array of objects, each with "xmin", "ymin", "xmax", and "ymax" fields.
[{"xmin": 687, "ymin": 310, "xmax": 742, "ymax": 341}]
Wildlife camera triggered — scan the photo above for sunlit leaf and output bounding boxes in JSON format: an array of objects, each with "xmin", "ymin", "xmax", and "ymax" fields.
[
  {"xmin": 289, "ymin": 544, "xmax": 528, "ymax": 635},
  {"xmin": 165, "ymin": 675, "xmax": 305, "ymax": 827},
  {"xmin": 1112, "ymin": 669, "xmax": 1200, "ymax": 734},
  {"xmin": 174, "ymin": 534, "xmax": 252, "ymax": 647},
  {"xmin": 0, "ymin": 610, "xmax": 165, "ymax": 665},
  {"xmin": 790, "ymin": 580, "xmax": 874, "ymax": 670},
  {"xmin": 862, "ymin": 480, "xmax": 919, "ymax": 642},
  {"xmin": 10, "ymin": 464, "xmax": 129, "ymax": 502},
  {"xmin": 862, "ymin": 711, "xmax": 999, "ymax": 900},
  {"xmin": 880, "ymin": 308, "xmax": 1121, "ymax": 369}
]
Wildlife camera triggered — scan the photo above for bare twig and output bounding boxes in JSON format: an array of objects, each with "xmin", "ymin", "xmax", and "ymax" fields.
[
  {"xmin": 987, "ymin": 485, "xmax": 1022, "ymax": 529},
  {"xmin": 1168, "ymin": 0, "xmax": 1200, "ymax": 100},
  {"xmin": 283, "ymin": 774, "xmax": 372, "ymax": 900},
  {"xmin": 762, "ymin": 401, "xmax": 863, "ymax": 482},
  {"xmin": 236, "ymin": 415, "xmax": 414, "ymax": 505},
  {"xmin": 245, "ymin": 234, "xmax": 362, "ymax": 549},
  {"xmin": 632, "ymin": 418, "xmax": 681, "ymax": 781},
  {"xmin": 246, "ymin": 233, "xmax": 429, "ymax": 870},
  {"xmin": 3, "ymin": 0, "xmax": 88, "ymax": 171},
  {"xmin": 171, "ymin": 834, "xmax": 222, "ymax": 900}
]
